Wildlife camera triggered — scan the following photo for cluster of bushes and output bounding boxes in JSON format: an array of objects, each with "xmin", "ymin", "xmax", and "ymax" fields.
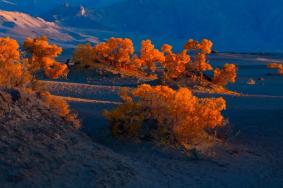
[
  {"xmin": 267, "ymin": 63, "xmax": 283, "ymax": 75},
  {"xmin": 0, "ymin": 35, "xmax": 235, "ymax": 148},
  {"xmin": 0, "ymin": 36, "xmax": 79, "ymax": 128},
  {"xmin": 69, "ymin": 37, "xmax": 236, "ymax": 149},
  {"xmin": 104, "ymin": 84, "xmax": 226, "ymax": 148},
  {"xmin": 73, "ymin": 38, "xmax": 238, "ymax": 86}
]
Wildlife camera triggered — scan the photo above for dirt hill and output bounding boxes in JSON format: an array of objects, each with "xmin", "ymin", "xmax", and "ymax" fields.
[{"xmin": 0, "ymin": 88, "xmax": 136, "ymax": 188}]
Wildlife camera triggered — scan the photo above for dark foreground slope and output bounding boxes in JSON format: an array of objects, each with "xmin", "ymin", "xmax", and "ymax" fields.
[{"xmin": 0, "ymin": 89, "xmax": 136, "ymax": 188}]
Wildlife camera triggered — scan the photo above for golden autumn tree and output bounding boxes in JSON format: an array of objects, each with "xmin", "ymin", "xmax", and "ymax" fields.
[
  {"xmin": 0, "ymin": 37, "xmax": 31, "ymax": 87},
  {"xmin": 72, "ymin": 43, "xmax": 94, "ymax": 68},
  {"xmin": 184, "ymin": 39, "xmax": 213, "ymax": 75},
  {"xmin": 213, "ymin": 64, "xmax": 237, "ymax": 86},
  {"xmin": 104, "ymin": 84, "xmax": 226, "ymax": 147},
  {"xmin": 92, "ymin": 38, "xmax": 134, "ymax": 68},
  {"xmin": 136, "ymin": 40, "xmax": 165, "ymax": 72},
  {"xmin": 267, "ymin": 63, "xmax": 283, "ymax": 75},
  {"xmin": 161, "ymin": 44, "xmax": 190, "ymax": 79},
  {"xmin": 0, "ymin": 36, "xmax": 79, "ymax": 128},
  {"xmin": 23, "ymin": 35, "xmax": 68, "ymax": 79}
]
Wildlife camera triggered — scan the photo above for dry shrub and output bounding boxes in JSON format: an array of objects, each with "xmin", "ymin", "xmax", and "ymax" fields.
[
  {"xmin": 39, "ymin": 91, "xmax": 80, "ymax": 128},
  {"xmin": 267, "ymin": 63, "xmax": 283, "ymax": 75},
  {"xmin": 104, "ymin": 84, "xmax": 226, "ymax": 148}
]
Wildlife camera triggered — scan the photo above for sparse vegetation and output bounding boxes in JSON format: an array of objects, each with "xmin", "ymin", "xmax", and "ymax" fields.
[
  {"xmin": 267, "ymin": 63, "xmax": 283, "ymax": 75},
  {"xmin": 73, "ymin": 37, "xmax": 238, "ymax": 94},
  {"xmin": 213, "ymin": 64, "xmax": 237, "ymax": 86},
  {"xmin": 104, "ymin": 84, "xmax": 226, "ymax": 148},
  {"xmin": 0, "ymin": 36, "xmax": 79, "ymax": 128}
]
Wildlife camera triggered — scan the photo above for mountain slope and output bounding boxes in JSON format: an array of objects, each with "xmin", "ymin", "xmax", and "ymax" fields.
[
  {"xmin": 0, "ymin": 0, "xmax": 282, "ymax": 52},
  {"xmin": 41, "ymin": 0, "xmax": 283, "ymax": 52},
  {"xmin": 95, "ymin": 0, "xmax": 283, "ymax": 52},
  {"xmin": 0, "ymin": 0, "xmax": 122, "ymax": 16},
  {"xmin": 0, "ymin": 10, "xmax": 73, "ymax": 43}
]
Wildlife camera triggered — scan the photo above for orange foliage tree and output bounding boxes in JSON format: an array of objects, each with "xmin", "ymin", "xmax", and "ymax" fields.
[
  {"xmin": 73, "ymin": 38, "xmax": 135, "ymax": 69},
  {"xmin": 72, "ymin": 43, "xmax": 94, "ymax": 68},
  {"xmin": 184, "ymin": 39, "xmax": 213, "ymax": 74},
  {"xmin": 0, "ymin": 37, "xmax": 31, "ymax": 87},
  {"xmin": 161, "ymin": 44, "xmax": 190, "ymax": 79},
  {"xmin": 92, "ymin": 38, "xmax": 135, "ymax": 68},
  {"xmin": 23, "ymin": 36, "xmax": 68, "ymax": 79},
  {"xmin": 0, "ymin": 36, "xmax": 79, "ymax": 128},
  {"xmin": 267, "ymin": 63, "xmax": 283, "ymax": 75},
  {"xmin": 104, "ymin": 84, "xmax": 226, "ymax": 147},
  {"xmin": 213, "ymin": 64, "xmax": 237, "ymax": 86},
  {"xmin": 136, "ymin": 40, "xmax": 165, "ymax": 72}
]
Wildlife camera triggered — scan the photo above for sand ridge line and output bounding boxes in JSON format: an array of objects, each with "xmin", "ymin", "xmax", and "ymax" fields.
[
  {"xmin": 42, "ymin": 80, "xmax": 126, "ymax": 89},
  {"xmin": 45, "ymin": 81, "xmax": 283, "ymax": 99},
  {"xmin": 58, "ymin": 96, "xmax": 122, "ymax": 105}
]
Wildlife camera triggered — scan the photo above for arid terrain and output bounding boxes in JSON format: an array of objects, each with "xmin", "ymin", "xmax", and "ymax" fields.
[
  {"xmin": 0, "ymin": 1, "xmax": 282, "ymax": 187},
  {"xmin": 38, "ymin": 52, "xmax": 282, "ymax": 187}
]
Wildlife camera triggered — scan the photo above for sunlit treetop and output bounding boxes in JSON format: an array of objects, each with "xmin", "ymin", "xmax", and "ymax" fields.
[
  {"xmin": 267, "ymin": 63, "xmax": 283, "ymax": 75},
  {"xmin": 0, "ymin": 37, "xmax": 20, "ymax": 65},
  {"xmin": 184, "ymin": 39, "xmax": 213, "ymax": 54},
  {"xmin": 138, "ymin": 40, "xmax": 165, "ymax": 72},
  {"xmin": 93, "ymin": 37, "xmax": 135, "ymax": 68},
  {"xmin": 161, "ymin": 44, "xmax": 190, "ymax": 79},
  {"xmin": 23, "ymin": 36, "xmax": 68, "ymax": 79},
  {"xmin": 213, "ymin": 64, "xmax": 237, "ymax": 86},
  {"xmin": 0, "ymin": 37, "xmax": 31, "ymax": 87},
  {"xmin": 23, "ymin": 35, "xmax": 62, "ymax": 59}
]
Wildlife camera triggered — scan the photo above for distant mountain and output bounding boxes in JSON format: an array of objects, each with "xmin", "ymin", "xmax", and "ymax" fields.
[
  {"xmin": 0, "ymin": 0, "xmax": 122, "ymax": 15},
  {"xmin": 0, "ymin": 0, "xmax": 282, "ymax": 52},
  {"xmin": 0, "ymin": 10, "xmax": 74, "ymax": 44},
  {"xmin": 41, "ymin": 0, "xmax": 283, "ymax": 52},
  {"xmin": 94, "ymin": 0, "xmax": 283, "ymax": 52}
]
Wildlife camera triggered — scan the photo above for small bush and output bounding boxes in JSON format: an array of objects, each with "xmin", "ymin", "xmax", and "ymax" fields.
[
  {"xmin": 213, "ymin": 64, "xmax": 237, "ymax": 86},
  {"xmin": 267, "ymin": 63, "xmax": 283, "ymax": 75},
  {"xmin": 104, "ymin": 84, "xmax": 226, "ymax": 148},
  {"xmin": 39, "ymin": 92, "xmax": 80, "ymax": 128}
]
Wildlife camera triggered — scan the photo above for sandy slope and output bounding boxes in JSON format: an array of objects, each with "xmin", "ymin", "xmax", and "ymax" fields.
[
  {"xmin": 0, "ymin": 10, "xmax": 72, "ymax": 42},
  {"xmin": 43, "ymin": 82, "xmax": 283, "ymax": 187},
  {"xmin": 41, "ymin": 53, "xmax": 283, "ymax": 187},
  {"xmin": 1, "ymin": 53, "xmax": 279, "ymax": 187},
  {"xmin": 0, "ymin": 89, "xmax": 143, "ymax": 188}
]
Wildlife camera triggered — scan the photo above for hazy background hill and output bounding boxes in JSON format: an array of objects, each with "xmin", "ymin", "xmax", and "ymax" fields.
[{"xmin": 0, "ymin": 0, "xmax": 282, "ymax": 52}]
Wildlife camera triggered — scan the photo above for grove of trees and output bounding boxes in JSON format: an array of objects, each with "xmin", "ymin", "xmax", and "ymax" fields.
[
  {"xmin": 72, "ymin": 37, "xmax": 238, "ymax": 88},
  {"xmin": 0, "ymin": 36, "xmax": 79, "ymax": 128},
  {"xmin": 0, "ymin": 35, "xmax": 240, "ymax": 148}
]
